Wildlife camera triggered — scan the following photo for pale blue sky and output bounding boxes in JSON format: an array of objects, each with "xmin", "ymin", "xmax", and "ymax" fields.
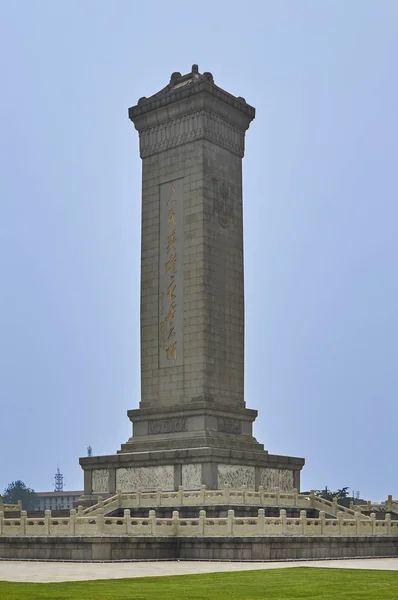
[{"xmin": 0, "ymin": 1, "xmax": 397, "ymax": 500}]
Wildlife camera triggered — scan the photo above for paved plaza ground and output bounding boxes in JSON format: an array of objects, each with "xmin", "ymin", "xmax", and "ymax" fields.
[{"xmin": 0, "ymin": 557, "xmax": 398, "ymax": 582}]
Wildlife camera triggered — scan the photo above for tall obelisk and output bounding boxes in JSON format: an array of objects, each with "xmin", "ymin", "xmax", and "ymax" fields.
[{"xmin": 80, "ymin": 66, "xmax": 304, "ymax": 497}]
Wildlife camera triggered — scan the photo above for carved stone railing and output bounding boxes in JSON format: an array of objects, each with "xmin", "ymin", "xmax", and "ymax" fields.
[
  {"xmin": 0, "ymin": 508, "xmax": 395, "ymax": 538},
  {"xmin": 351, "ymin": 495, "xmax": 398, "ymax": 514},
  {"xmin": 0, "ymin": 497, "xmax": 22, "ymax": 513},
  {"xmin": 82, "ymin": 487, "xmax": 365, "ymax": 519}
]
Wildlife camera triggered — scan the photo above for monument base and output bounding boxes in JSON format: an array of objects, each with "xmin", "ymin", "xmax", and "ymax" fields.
[
  {"xmin": 79, "ymin": 400, "xmax": 304, "ymax": 501},
  {"xmin": 79, "ymin": 447, "xmax": 304, "ymax": 502},
  {"xmin": 79, "ymin": 398, "xmax": 304, "ymax": 496}
]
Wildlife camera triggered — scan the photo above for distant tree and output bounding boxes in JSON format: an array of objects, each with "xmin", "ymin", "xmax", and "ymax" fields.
[
  {"xmin": 87, "ymin": 446, "xmax": 93, "ymax": 457},
  {"xmin": 317, "ymin": 488, "xmax": 335, "ymax": 502},
  {"xmin": 302, "ymin": 486, "xmax": 354, "ymax": 508},
  {"xmin": 3, "ymin": 480, "xmax": 38, "ymax": 510},
  {"xmin": 301, "ymin": 488, "xmax": 334, "ymax": 502},
  {"xmin": 301, "ymin": 486, "xmax": 355, "ymax": 507},
  {"xmin": 336, "ymin": 487, "xmax": 350, "ymax": 499}
]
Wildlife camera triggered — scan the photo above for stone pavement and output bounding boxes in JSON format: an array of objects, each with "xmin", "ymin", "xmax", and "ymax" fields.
[{"xmin": 1, "ymin": 558, "xmax": 398, "ymax": 582}]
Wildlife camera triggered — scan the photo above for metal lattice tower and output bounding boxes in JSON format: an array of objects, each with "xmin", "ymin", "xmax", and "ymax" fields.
[{"xmin": 54, "ymin": 466, "xmax": 64, "ymax": 492}]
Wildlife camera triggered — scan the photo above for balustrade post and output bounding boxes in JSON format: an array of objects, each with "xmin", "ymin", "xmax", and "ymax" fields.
[
  {"xmin": 149, "ymin": 510, "xmax": 156, "ymax": 536},
  {"xmin": 337, "ymin": 511, "xmax": 344, "ymax": 535},
  {"xmin": 275, "ymin": 487, "xmax": 280, "ymax": 506},
  {"xmin": 227, "ymin": 509, "xmax": 234, "ymax": 536},
  {"xmin": 44, "ymin": 510, "xmax": 51, "ymax": 535},
  {"xmin": 98, "ymin": 496, "xmax": 103, "ymax": 508},
  {"xmin": 199, "ymin": 510, "xmax": 206, "ymax": 535},
  {"xmin": 370, "ymin": 512, "xmax": 376, "ymax": 535},
  {"xmin": 69, "ymin": 509, "xmax": 76, "ymax": 535},
  {"xmin": 0, "ymin": 511, "xmax": 3, "ymax": 536},
  {"xmin": 116, "ymin": 489, "xmax": 122, "ymax": 508},
  {"xmin": 242, "ymin": 484, "xmax": 247, "ymax": 504},
  {"xmin": 172, "ymin": 510, "xmax": 179, "ymax": 535},
  {"xmin": 200, "ymin": 484, "xmax": 206, "ymax": 504},
  {"xmin": 332, "ymin": 497, "xmax": 338, "ymax": 515},
  {"xmin": 309, "ymin": 490, "xmax": 315, "ymax": 508},
  {"xmin": 156, "ymin": 489, "xmax": 162, "ymax": 506},
  {"xmin": 20, "ymin": 510, "xmax": 27, "ymax": 535},
  {"xmin": 77, "ymin": 505, "xmax": 84, "ymax": 517},
  {"xmin": 18, "ymin": 500, "xmax": 22, "ymax": 513},
  {"xmin": 385, "ymin": 513, "xmax": 392, "ymax": 536},
  {"xmin": 124, "ymin": 509, "xmax": 131, "ymax": 535},
  {"xmin": 137, "ymin": 490, "xmax": 141, "ymax": 507},
  {"xmin": 293, "ymin": 488, "xmax": 298, "ymax": 506},
  {"xmin": 355, "ymin": 511, "xmax": 362, "ymax": 535},
  {"xmin": 280, "ymin": 509, "xmax": 287, "ymax": 535},
  {"xmin": 257, "ymin": 508, "xmax": 265, "ymax": 535},
  {"xmin": 223, "ymin": 486, "xmax": 230, "ymax": 503},
  {"xmin": 387, "ymin": 495, "xmax": 393, "ymax": 511},
  {"xmin": 177, "ymin": 486, "xmax": 183, "ymax": 505},
  {"xmin": 96, "ymin": 508, "xmax": 105, "ymax": 534},
  {"xmin": 300, "ymin": 510, "xmax": 307, "ymax": 535},
  {"xmin": 258, "ymin": 485, "xmax": 264, "ymax": 505},
  {"xmin": 319, "ymin": 510, "xmax": 325, "ymax": 535}
]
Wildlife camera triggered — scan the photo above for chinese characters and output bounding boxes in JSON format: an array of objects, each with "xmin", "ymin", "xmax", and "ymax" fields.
[{"xmin": 160, "ymin": 184, "xmax": 178, "ymax": 361}]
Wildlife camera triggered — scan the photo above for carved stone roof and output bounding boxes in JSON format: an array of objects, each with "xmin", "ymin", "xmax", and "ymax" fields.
[
  {"xmin": 155, "ymin": 65, "xmax": 206, "ymax": 97},
  {"xmin": 129, "ymin": 64, "xmax": 255, "ymax": 128}
]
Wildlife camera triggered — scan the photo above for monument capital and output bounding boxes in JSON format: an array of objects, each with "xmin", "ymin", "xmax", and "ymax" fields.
[{"xmin": 129, "ymin": 65, "xmax": 255, "ymax": 158}]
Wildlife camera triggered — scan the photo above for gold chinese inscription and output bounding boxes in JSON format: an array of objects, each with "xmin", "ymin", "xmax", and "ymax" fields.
[{"xmin": 160, "ymin": 185, "xmax": 178, "ymax": 361}]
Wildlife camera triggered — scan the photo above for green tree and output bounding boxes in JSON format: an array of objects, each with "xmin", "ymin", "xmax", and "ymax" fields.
[
  {"xmin": 336, "ymin": 487, "xmax": 350, "ymax": 499},
  {"xmin": 3, "ymin": 480, "xmax": 39, "ymax": 510},
  {"xmin": 302, "ymin": 487, "xmax": 355, "ymax": 508}
]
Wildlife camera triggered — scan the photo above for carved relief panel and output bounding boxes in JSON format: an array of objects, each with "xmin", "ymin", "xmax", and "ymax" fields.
[
  {"xmin": 159, "ymin": 179, "xmax": 184, "ymax": 368},
  {"xmin": 91, "ymin": 469, "xmax": 109, "ymax": 494},
  {"xmin": 116, "ymin": 466, "xmax": 174, "ymax": 492},
  {"xmin": 148, "ymin": 417, "xmax": 187, "ymax": 434},
  {"xmin": 260, "ymin": 468, "xmax": 294, "ymax": 491},
  {"xmin": 217, "ymin": 464, "xmax": 255, "ymax": 490}
]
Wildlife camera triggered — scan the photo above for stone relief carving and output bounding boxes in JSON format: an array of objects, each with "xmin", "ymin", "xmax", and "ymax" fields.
[
  {"xmin": 92, "ymin": 469, "xmax": 109, "ymax": 494},
  {"xmin": 148, "ymin": 417, "xmax": 187, "ymax": 435},
  {"xmin": 116, "ymin": 466, "xmax": 174, "ymax": 492},
  {"xmin": 213, "ymin": 179, "xmax": 235, "ymax": 229},
  {"xmin": 191, "ymin": 393, "xmax": 214, "ymax": 403},
  {"xmin": 217, "ymin": 464, "xmax": 255, "ymax": 490},
  {"xmin": 182, "ymin": 464, "xmax": 202, "ymax": 490},
  {"xmin": 217, "ymin": 417, "xmax": 241, "ymax": 434},
  {"xmin": 139, "ymin": 110, "xmax": 245, "ymax": 158},
  {"xmin": 260, "ymin": 468, "xmax": 294, "ymax": 492}
]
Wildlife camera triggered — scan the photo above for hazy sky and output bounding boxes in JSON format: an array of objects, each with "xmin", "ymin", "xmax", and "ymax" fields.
[{"xmin": 0, "ymin": 1, "xmax": 397, "ymax": 501}]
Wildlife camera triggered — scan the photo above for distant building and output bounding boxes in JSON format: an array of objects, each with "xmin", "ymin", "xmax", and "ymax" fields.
[{"xmin": 36, "ymin": 491, "xmax": 83, "ymax": 511}]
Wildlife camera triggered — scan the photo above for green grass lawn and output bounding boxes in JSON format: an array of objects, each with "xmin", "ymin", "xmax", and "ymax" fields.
[{"xmin": 1, "ymin": 568, "xmax": 398, "ymax": 600}]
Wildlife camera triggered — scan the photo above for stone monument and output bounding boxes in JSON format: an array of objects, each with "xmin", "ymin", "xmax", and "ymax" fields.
[{"xmin": 79, "ymin": 65, "xmax": 304, "ymax": 499}]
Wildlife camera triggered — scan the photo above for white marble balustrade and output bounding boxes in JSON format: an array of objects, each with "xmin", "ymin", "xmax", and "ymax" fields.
[{"xmin": 1, "ymin": 508, "xmax": 397, "ymax": 538}]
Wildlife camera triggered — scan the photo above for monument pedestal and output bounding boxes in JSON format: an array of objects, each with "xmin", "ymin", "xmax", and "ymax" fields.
[
  {"xmin": 80, "ymin": 449, "xmax": 303, "ymax": 499},
  {"xmin": 80, "ymin": 400, "xmax": 303, "ymax": 499},
  {"xmin": 79, "ymin": 66, "xmax": 304, "ymax": 500}
]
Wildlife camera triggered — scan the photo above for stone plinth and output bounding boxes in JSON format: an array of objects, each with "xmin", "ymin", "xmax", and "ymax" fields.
[
  {"xmin": 80, "ymin": 448, "xmax": 303, "ymax": 496},
  {"xmin": 79, "ymin": 65, "xmax": 304, "ymax": 498},
  {"xmin": 3, "ymin": 535, "xmax": 398, "ymax": 562}
]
